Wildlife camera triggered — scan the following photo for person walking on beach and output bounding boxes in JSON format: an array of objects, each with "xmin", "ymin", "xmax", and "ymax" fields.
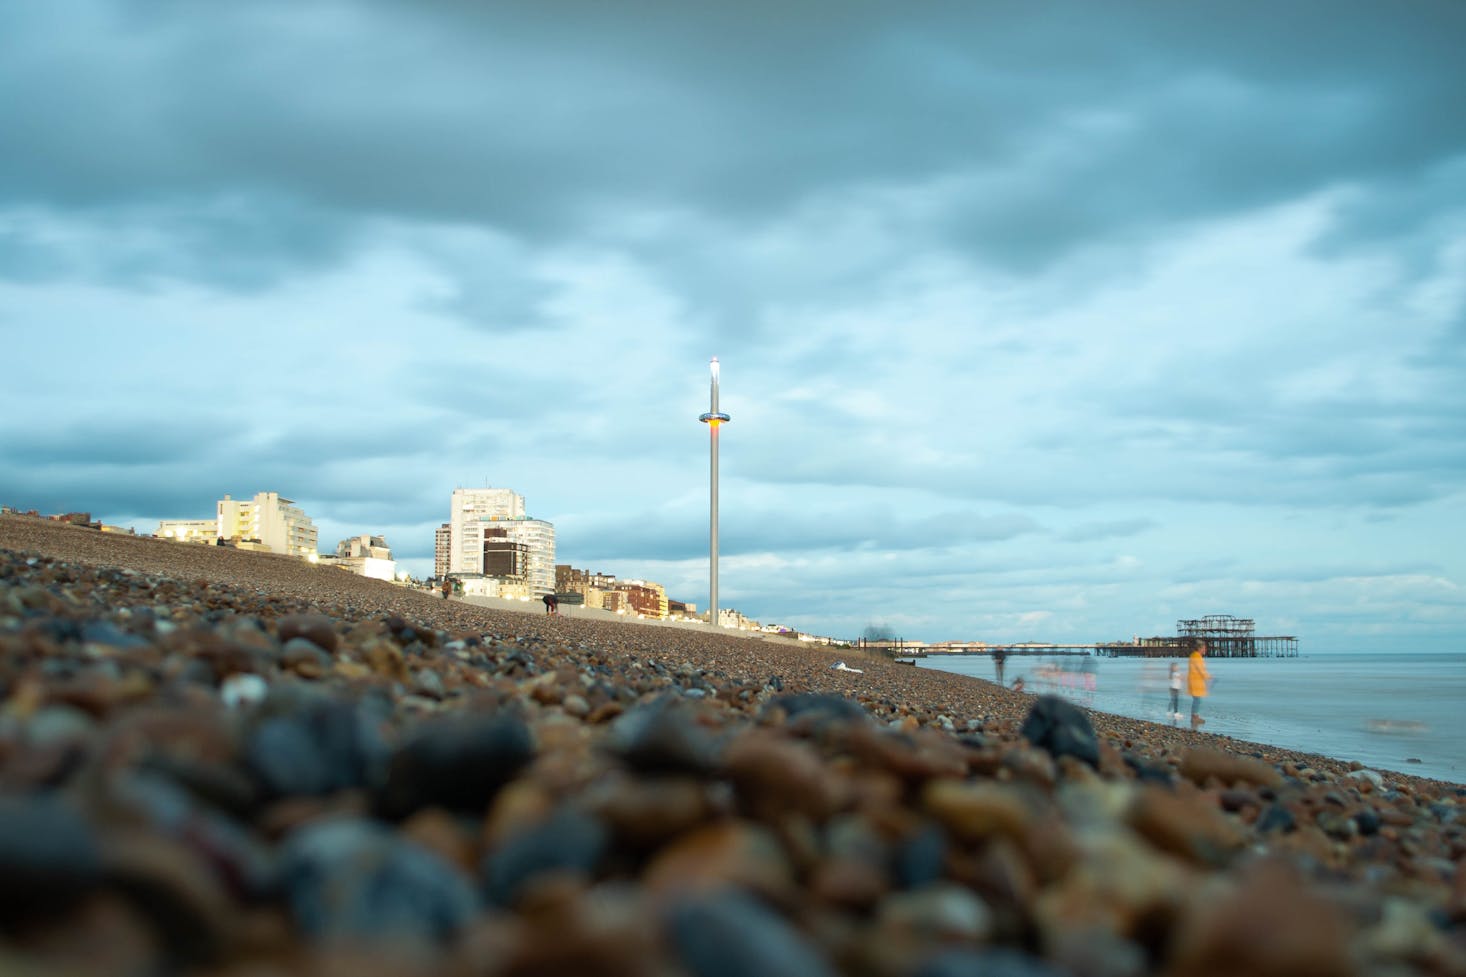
[
  {"xmin": 993, "ymin": 648, "xmax": 1007, "ymax": 687},
  {"xmin": 1188, "ymin": 641, "xmax": 1212, "ymax": 724},
  {"xmin": 542, "ymin": 593, "xmax": 559, "ymax": 615},
  {"xmin": 1168, "ymin": 662, "xmax": 1182, "ymax": 720},
  {"xmin": 440, "ymin": 577, "xmax": 452, "ymax": 601}
]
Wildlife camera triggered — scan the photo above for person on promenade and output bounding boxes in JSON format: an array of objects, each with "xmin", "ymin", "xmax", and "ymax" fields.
[
  {"xmin": 1168, "ymin": 662, "xmax": 1182, "ymax": 720},
  {"xmin": 542, "ymin": 593, "xmax": 559, "ymax": 615},
  {"xmin": 1188, "ymin": 641, "xmax": 1212, "ymax": 725},
  {"xmin": 993, "ymin": 648, "xmax": 1007, "ymax": 686},
  {"xmin": 440, "ymin": 577, "xmax": 452, "ymax": 601}
]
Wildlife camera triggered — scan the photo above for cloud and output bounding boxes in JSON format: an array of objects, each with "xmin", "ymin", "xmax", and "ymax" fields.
[{"xmin": 1, "ymin": 1, "xmax": 1464, "ymax": 648}]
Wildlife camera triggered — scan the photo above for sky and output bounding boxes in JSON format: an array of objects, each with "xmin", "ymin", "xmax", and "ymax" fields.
[{"xmin": 2, "ymin": 2, "xmax": 1464, "ymax": 650}]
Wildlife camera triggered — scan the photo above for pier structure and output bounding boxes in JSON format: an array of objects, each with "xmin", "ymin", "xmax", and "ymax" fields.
[
  {"xmin": 878, "ymin": 614, "xmax": 1299, "ymax": 661},
  {"xmin": 1100, "ymin": 615, "xmax": 1298, "ymax": 658}
]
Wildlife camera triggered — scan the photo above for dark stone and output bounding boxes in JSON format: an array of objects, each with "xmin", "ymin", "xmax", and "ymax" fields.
[
  {"xmin": 81, "ymin": 620, "xmax": 152, "ymax": 649},
  {"xmin": 668, "ymin": 892, "xmax": 837, "ymax": 977},
  {"xmin": 244, "ymin": 717, "xmax": 331, "ymax": 797},
  {"xmin": 244, "ymin": 698, "xmax": 388, "ymax": 798},
  {"xmin": 894, "ymin": 823, "xmax": 948, "ymax": 889},
  {"xmin": 1019, "ymin": 696, "xmax": 1099, "ymax": 769},
  {"xmin": 482, "ymin": 808, "xmax": 609, "ymax": 907},
  {"xmin": 1256, "ymin": 803, "xmax": 1296, "ymax": 833},
  {"xmin": 376, "ymin": 715, "xmax": 534, "ymax": 820},
  {"xmin": 1354, "ymin": 808, "xmax": 1381, "ymax": 836},
  {"xmin": 609, "ymin": 698, "xmax": 720, "ymax": 775},
  {"xmin": 1125, "ymin": 753, "xmax": 1175, "ymax": 785},
  {"xmin": 0, "ymin": 793, "xmax": 103, "ymax": 920},
  {"xmin": 766, "ymin": 693, "xmax": 869, "ymax": 726},
  {"xmin": 916, "ymin": 947, "xmax": 1071, "ymax": 977},
  {"xmin": 282, "ymin": 818, "xmax": 478, "ymax": 944}
]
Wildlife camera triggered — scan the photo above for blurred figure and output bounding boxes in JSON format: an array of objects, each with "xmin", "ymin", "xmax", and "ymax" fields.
[
  {"xmin": 542, "ymin": 593, "xmax": 559, "ymax": 615},
  {"xmin": 993, "ymin": 647, "xmax": 1007, "ymax": 686},
  {"xmin": 1080, "ymin": 656, "xmax": 1098, "ymax": 693},
  {"xmin": 440, "ymin": 577, "xmax": 452, "ymax": 600},
  {"xmin": 1169, "ymin": 662, "xmax": 1182, "ymax": 720},
  {"xmin": 1188, "ymin": 641, "xmax": 1212, "ymax": 725}
]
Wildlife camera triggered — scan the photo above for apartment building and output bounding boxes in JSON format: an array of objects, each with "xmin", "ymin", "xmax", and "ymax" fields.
[
  {"xmin": 324, "ymin": 534, "xmax": 396, "ymax": 580},
  {"xmin": 155, "ymin": 519, "xmax": 217, "ymax": 544},
  {"xmin": 447, "ymin": 487, "xmax": 555, "ymax": 596},
  {"xmin": 555, "ymin": 565, "xmax": 616, "ymax": 595},
  {"xmin": 614, "ymin": 579, "xmax": 669, "ymax": 619},
  {"xmin": 217, "ymin": 492, "xmax": 318, "ymax": 559},
  {"xmin": 434, "ymin": 523, "xmax": 451, "ymax": 579},
  {"xmin": 448, "ymin": 487, "xmax": 525, "ymax": 575}
]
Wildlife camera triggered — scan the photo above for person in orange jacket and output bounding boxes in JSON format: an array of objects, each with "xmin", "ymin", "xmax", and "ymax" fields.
[{"xmin": 1188, "ymin": 640, "xmax": 1213, "ymax": 724}]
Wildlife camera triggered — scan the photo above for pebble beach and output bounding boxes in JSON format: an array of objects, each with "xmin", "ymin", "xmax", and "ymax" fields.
[{"xmin": 2, "ymin": 514, "xmax": 1463, "ymax": 977}]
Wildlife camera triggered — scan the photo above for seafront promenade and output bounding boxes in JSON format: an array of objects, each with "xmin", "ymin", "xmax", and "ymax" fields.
[{"xmin": 2, "ymin": 514, "xmax": 1463, "ymax": 977}]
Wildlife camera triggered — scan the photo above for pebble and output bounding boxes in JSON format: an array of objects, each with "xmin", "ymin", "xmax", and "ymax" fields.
[
  {"xmin": 668, "ymin": 891, "xmax": 839, "ymax": 977},
  {"xmin": 482, "ymin": 806, "xmax": 609, "ymax": 907},
  {"xmin": 0, "ymin": 794, "xmax": 102, "ymax": 919},
  {"xmin": 219, "ymin": 672, "xmax": 268, "ymax": 708},
  {"xmin": 1, "ymin": 516, "xmax": 1463, "ymax": 977},
  {"xmin": 376, "ymin": 714, "xmax": 534, "ymax": 819},
  {"xmin": 280, "ymin": 817, "xmax": 479, "ymax": 944},
  {"xmin": 1020, "ymin": 695, "xmax": 1100, "ymax": 768}
]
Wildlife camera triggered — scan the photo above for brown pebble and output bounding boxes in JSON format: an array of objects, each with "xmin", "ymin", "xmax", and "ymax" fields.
[
  {"xmin": 1180, "ymin": 747, "xmax": 1283, "ymax": 789},
  {"xmin": 1164, "ymin": 858, "xmax": 1355, "ymax": 977},
  {"xmin": 724, "ymin": 730, "xmax": 843, "ymax": 822},
  {"xmin": 642, "ymin": 820, "xmax": 795, "ymax": 902},
  {"xmin": 921, "ymin": 779, "xmax": 1031, "ymax": 843},
  {"xmin": 1128, "ymin": 785, "xmax": 1247, "ymax": 867},
  {"xmin": 276, "ymin": 614, "xmax": 339, "ymax": 653}
]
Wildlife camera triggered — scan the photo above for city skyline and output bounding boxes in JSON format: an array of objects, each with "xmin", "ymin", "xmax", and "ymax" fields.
[{"xmin": 1, "ymin": 3, "xmax": 1463, "ymax": 649}]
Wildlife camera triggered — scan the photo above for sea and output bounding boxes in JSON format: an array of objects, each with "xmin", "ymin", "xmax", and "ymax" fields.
[{"xmin": 916, "ymin": 650, "xmax": 1466, "ymax": 785}]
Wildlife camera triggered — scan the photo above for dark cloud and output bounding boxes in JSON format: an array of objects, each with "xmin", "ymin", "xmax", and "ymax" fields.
[{"xmin": 4, "ymin": 1, "xmax": 1464, "ymax": 291}]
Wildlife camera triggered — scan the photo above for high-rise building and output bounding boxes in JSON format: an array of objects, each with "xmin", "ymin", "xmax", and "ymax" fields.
[
  {"xmin": 434, "ymin": 523, "xmax": 451, "ymax": 579},
  {"xmin": 503, "ymin": 518, "xmax": 556, "ymax": 597},
  {"xmin": 448, "ymin": 487, "xmax": 526, "ymax": 575},
  {"xmin": 217, "ymin": 492, "xmax": 318, "ymax": 559},
  {"xmin": 447, "ymin": 488, "xmax": 554, "ymax": 596}
]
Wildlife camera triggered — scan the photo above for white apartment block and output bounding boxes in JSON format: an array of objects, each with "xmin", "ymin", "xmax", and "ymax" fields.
[
  {"xmin": 155, "ymin": 519, "xmax": 217, "ymax": 544},
  {"xmin": 449, "ymin": 487, "xmax": 526, "ymax": 575},
  {"xmin": 447, "ymin": 487, "xmax": 554, "ymax": 595},
  {"xmin": 504, "ymin": 518, "xmax": 556, "ymax": 597},
  {"xmin": 217, "ymin": 492, "xmax": 318, "ymax": 559}
]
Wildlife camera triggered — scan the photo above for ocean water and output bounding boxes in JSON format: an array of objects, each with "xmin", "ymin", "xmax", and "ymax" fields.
[{"xmin": 917, "ymin": 651, "xmax": 1466, "ymax": 785}]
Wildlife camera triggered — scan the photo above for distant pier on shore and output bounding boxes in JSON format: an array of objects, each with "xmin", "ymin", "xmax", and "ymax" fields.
[{"xmin": 874, "ymin": 613, "xmax": 1299, "ymax": 661}]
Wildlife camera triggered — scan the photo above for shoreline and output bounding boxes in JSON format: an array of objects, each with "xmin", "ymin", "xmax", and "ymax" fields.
[
  {"xmin": 4, "ymin": 516, "xmax": 1456, "ymax": 792},
  {"xmin": 3, "ymin": 514, "xmax": 1464, "ymax": 976}
]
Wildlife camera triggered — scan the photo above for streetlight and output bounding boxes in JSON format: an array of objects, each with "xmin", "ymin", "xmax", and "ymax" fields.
[{"xmin": 698, "ymin": 357, "xmax": 730, "ymax": 627}]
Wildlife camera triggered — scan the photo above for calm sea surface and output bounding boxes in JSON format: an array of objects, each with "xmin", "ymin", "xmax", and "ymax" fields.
[{"xmin": 918, "ymin": 651, "xmax": 1465, "ymax": 784}]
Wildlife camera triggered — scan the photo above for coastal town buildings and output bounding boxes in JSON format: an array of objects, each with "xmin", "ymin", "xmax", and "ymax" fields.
[
  {"xmin": 217, "ymin": 492, "xmax": 318, "ymax": 559},
  {"xmin": 613, "ymin": 579, "xmax": 669, "ymax": 619},
  {"xmin": 320, "ymin": 534, "xmax": 396, "ymax": 581},
  {"xmin": 446, "ymin": 487, "xmax": 555, "ymax": 597},
  {"xmin": 447, "ymin": 487, "xmax": 524, "ymax": 576},
  {"xmin": 155, "ymin": 519, "xmax": 217, "ymax": 544},
  {"xmin": 434, "ymin": 523, "xmax": 451, "ymax": 579}
]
